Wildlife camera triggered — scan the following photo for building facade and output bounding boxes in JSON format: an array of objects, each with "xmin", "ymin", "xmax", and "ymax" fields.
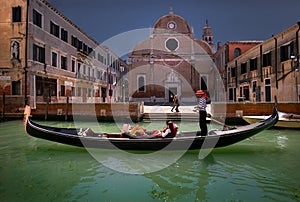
[
  {"xmin": 226, "ymin": 22, "xmax": 300, "ymax": 103},
  {"xmin": 214, "ymin": 41, "xmax": 263, "ymax": 92},
  {"xmin": 0, "ymin": 0, "xmax": 126, "ymax": 112},
  {"xmin": 128, "ymin": 9, "xmax": 224, "ymax": 104}
]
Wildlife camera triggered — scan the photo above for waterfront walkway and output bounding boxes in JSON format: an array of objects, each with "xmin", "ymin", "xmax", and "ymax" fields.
[
  {"xmin": 144, "ymin": 105, "xmax": 196, "ymax": 114},
  {"xmin": 143, "ymin": 105, "xmax": 203, "ymax": 121}
]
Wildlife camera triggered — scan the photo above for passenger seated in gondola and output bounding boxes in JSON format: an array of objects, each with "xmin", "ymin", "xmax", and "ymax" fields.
[
  {"xmin": 121, "ymin": 122, "xmax": 133, "ymax": 133},
  {"xmin": 78, "ymin": 128, "xmax": 98, "ymax": 137},
  {"xmin": 154, "ymin": 120, "xmax": 178, "ymax": 138},
  {"xmin": 129, "ymin": 123, "xmax": 147, "ymax": 136},
  {"xmin": 121, "ymin": 121, "xmax": 178, "ymax": 138},
  {"xmin": 121, "ymin": 121, "xmax": 147, "ymax": 135}
]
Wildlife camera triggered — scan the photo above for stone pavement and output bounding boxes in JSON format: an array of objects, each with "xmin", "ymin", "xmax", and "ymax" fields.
[
  {"xmin": 144, "ymin": 105, "xmax": 196, "ymax": 114},
  {"xmin": 143, "ymin": 105, "xmax": 211, "ymax": 121}
]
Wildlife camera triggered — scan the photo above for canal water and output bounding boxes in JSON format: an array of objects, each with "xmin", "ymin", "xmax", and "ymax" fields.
[{"xmin": 0, "ymin": 120, "xmax": 299, "ymax": 201}]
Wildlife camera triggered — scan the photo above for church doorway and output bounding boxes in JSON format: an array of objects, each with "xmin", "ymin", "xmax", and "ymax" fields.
[{"xmin": 168, "ymin": 87, "xmax": 177, "ymax": 102}]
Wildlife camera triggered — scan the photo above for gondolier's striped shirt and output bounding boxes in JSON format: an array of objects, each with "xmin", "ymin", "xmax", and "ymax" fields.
[{"xmin": 197, "ymin": 97, "xmax": 206, "ymax": 111}]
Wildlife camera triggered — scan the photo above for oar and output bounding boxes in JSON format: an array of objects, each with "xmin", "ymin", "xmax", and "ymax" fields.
[
  {"xmin": 193, "ymin": 108, "xmax": 234, "ymax": 130},
  {"xmin": 207, "ymin": 114, "xmax": 234, "ymax": 130}
]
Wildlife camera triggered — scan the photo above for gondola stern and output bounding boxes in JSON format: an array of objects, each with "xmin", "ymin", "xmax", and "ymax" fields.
[
  {"xmin": 273, "ymin": 96, "xmax": 279, "ymax": 124},
  {"xmin": 269, "ymin": 103, "xmax": 279, "ymax": 126}
]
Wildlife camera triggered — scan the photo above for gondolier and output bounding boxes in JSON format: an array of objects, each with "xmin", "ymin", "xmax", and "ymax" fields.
[{"xmin": 196, "ymin": 90, "xmax": 207, "ymax": 136}]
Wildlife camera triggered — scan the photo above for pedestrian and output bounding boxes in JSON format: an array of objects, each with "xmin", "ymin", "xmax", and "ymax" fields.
[
  {"xmin": 196, "ymin": 90, "xmax": 207, "ymax": 136},
  {"xmin": 171, "ymin": 94, "xmax": 180, "ymax": 112}
]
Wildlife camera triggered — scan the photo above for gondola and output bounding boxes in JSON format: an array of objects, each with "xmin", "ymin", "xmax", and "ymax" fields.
[
  {"xmin": 243, "ymin": 111, "xmax": 300, "ymax": 129},
  {"xmin": 23, "ymin": 105, "xmax": 278, "ymax": 150}
]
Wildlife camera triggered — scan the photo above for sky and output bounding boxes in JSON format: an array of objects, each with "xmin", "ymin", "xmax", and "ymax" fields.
[{"xmin": 47, "ymin": 0, "xmax": 300, "ymax": 49}]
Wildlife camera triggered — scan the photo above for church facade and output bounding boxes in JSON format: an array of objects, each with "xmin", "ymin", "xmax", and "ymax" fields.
[{"xmin": 128, "ymin": 9, "xmax": 225, "ymax": 104}]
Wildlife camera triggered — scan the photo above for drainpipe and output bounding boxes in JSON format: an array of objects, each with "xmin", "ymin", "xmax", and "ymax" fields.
[
  {"xmin": 296, "ymin": 22, "xmax": 300, "ymax": 102},
  {"xmin": 260, "ymin": 45, "xmax": 263, "ymax": 82},
  {"xmin": 235, "ymin": 60, "xmax": 238, "ymax": 87},
  {"xmin": 274, "ymin": 36, "xmax": 278, "ymax": 89},
  {"xmin": 24, "ymin": 0, "xmax": 29, "ymax": 105},
  {"xmin": 296, "ymin": 22, "xmax": 300, "ymax": 67}
]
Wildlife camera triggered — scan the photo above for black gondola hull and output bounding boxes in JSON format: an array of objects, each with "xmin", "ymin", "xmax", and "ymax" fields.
[{"xmin": 24, "ymin": 106, "xmax": 279, "ymax": 150}]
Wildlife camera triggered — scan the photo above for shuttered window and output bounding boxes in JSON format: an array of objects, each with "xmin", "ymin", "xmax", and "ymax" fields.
[{"xmin": 12, "ymin": 6, "xmax": 21, "ymax": 22}]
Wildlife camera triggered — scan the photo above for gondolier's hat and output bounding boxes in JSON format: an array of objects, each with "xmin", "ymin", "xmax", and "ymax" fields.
[{"xmin": 196, "ymin": 90, "xmax": 204, "ymax": 95}]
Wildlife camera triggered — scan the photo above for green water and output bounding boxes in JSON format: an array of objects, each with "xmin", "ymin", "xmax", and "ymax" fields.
[{"xmin": 0, "ymin": 120, "xmax": 299, "ymax": 201}]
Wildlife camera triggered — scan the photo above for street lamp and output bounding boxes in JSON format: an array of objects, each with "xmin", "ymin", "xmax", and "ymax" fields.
[
  {"xmin": 120, "ymin": 65, "xmax": 125, "ymax": 102},
  {"xmin": 108, "ymin": 67, "xmax": 113, "ymax": 102},
  {"xmin": 291, "ymin": 55, "xmax": 299, "ymax": 71}
]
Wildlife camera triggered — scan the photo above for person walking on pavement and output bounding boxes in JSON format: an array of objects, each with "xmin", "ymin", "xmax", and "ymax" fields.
[
  {"xmin": 171, "ymin": 94, "xmax": 180, "ymax": 112},
  {"xmin": 196, "ymin": 90, "xmax": 207, "ymax": 136}
]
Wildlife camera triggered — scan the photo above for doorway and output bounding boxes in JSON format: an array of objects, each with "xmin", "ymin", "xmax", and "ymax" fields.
[
  {"xmin": 265, "ymin": 78, "xmax": 271, "ymax": 102},
  {"xmin": 243, "ymin": 86, "xmax": 250, "ymax": 101},
  {"xmin": 169, "ymin": 87, "xmax": 177, "ymax": 102}
]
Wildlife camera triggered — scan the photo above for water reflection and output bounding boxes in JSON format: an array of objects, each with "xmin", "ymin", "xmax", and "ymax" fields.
[
  {"xmin": 276, "ymin": 135, "xmax": 288, "ymax": 148},
  {"xmin": 0, "ymin": 121, "xmax": 299, "ymax": 201},
  {"xmin": 143, "ymin": 143, "xmax": 300, "ymax": 201},
  {"xmin": 145, "ymin": 153, "xmax": 215, "ymax": 201}
]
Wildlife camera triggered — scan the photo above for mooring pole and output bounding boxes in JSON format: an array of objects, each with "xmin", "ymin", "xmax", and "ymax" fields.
[
  {"xmin": 2, "ymin": 92, "xmax": 5, "ymax": 120},
  {"xmin": 45, "ymin": 94, "xmax": 49, "ymax": 121},
  {"xmin": 65, "ymin": 96, "xmax": 69, "ymax": 121}
]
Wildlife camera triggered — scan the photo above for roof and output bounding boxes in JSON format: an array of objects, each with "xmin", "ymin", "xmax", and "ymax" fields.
[{"xmin": 153, "ymin": 13, "xmax": 192, "ymax": 35}]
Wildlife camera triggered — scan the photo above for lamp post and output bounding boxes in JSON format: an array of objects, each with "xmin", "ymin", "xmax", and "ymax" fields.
[
  {"xmin": 120, "ymin": 66, "xmax": 124, "ymax": 102},
  {"xmin": 108, "ymin": 67, "xmax": 113, "ymax": 102}
]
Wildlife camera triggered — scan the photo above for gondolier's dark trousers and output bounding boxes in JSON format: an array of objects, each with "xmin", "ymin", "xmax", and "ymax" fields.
[{"xmin": 199, "ymin": 110, "xmax": 207, "ymax": 136}]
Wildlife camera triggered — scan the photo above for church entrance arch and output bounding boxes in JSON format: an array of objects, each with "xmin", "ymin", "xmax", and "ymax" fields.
[
  {"xmin": 164, "ymin": 70, "xmax": 181, "ymax": 103},
  {"xmin": 168, "ymin": 87, "xmax": 177, "ymax": 102}
]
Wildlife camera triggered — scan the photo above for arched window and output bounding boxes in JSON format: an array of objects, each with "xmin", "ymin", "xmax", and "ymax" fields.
[
  {"xmin": 138, "ymin": 75, "xmax": 145, "ymax": 92},
  {"xmin": 234, "ymin": 48, "xmax": 241, "ymax": 58}
]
